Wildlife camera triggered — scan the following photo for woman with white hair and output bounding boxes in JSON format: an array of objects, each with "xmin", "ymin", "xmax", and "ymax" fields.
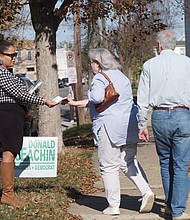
[{"xmin": 63, "ymin": 48, "xmax": 154, "ymax": 215}]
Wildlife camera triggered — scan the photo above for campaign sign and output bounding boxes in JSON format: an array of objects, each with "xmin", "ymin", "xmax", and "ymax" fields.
[{"xmin": 15, "ymin": 137, "xmax": 58, "ymax": 178}]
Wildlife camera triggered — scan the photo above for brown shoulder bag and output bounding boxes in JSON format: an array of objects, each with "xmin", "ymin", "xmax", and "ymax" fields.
[{"xmin": 95, "ymin": 72, "xmax": 120, "ymax": 112}]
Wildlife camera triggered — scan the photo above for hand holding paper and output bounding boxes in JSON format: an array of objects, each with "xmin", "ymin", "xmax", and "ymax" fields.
[
  {"xmin": 44, "ymin": 99, "xmax": 59, "ymax": 108},
  {"xmin": 53, "ymin": 96, "xmax": 68, "ymax": 104}
]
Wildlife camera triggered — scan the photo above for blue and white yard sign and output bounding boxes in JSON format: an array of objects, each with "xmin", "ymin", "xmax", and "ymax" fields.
[{"xmin": 15, "ymin": 137, "xmax": 58, "ymax": 178}]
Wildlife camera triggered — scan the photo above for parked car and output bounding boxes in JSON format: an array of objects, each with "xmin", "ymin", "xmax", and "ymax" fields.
[
  {"xmin": 16, "ymin": 74, "xmax": 39, "ymax": 136},
  {"xmin": 58, "ymin": 78, "xmax": 69, "ymax": 88},
  {"xmin": 58, "ymin": 78, "xmax": 65, "ymax": 88},
  {"xmin": 17, "ymin": 74, "xmax": 33, "ymax": 89}
]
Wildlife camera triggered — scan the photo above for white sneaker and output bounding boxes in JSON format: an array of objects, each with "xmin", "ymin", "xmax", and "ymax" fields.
[
  {"xmin": 139, "ymin": 190, "xmax": 154, "ymax": 213},
  {"xmin": 102, "ymin": 207, "xmax": 120, "ymax": 215},
  {"xmin": 173, "ymin": 212, "xmax": 190, "ymax": 220}
]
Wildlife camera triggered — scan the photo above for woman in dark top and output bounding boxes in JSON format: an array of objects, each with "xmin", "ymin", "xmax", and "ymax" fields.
[{"xmin": 0, "ymin": 39, "xmax": 58, "ymax": 207}]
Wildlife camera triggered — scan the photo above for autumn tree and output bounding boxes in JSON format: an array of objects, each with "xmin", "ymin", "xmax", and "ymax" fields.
[
  {"xmin": 28, "ymin": 0, "xmax": 75, "ymax": 153},
  {"xmin": 107, "ymin": 2, "xmax": 166, "ymax": 79},
  {"xmin": 0, "ymin": 0, "xmax": 23, "ymax": 31},
  {"xmin": 81, "ymin": 0, "xmax": 182, "ymax": 92},
  {"xmin": 80, "ymin": 1, "xmax": 166, "ymax": 79}
]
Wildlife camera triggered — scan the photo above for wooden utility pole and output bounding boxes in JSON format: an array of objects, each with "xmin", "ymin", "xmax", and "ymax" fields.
[
  {"xmin": 74, "ymin": 6, "xmax": 85, "ymax": 125},
  {"xmin": 185, "ymin": 0, "xmax": 190, "ymax": 57}
]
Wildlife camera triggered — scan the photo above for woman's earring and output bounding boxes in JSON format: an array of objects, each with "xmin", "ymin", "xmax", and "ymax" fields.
[{"xmin": 0, "ymin": 60, "xmax": 2, "ymax": 65}]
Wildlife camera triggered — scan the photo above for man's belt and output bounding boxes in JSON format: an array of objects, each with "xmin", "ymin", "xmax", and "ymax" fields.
[{"xmin": 153, "ymin": 106, "xmax": 189, "ymax": 110}]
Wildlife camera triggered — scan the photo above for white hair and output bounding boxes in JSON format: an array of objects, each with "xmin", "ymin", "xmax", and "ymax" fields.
[
  {"xmin": 88, "ymin": 48, "xmax": 121, "ymax": 70},
  {"xmin": 156, "ymin": 29, "xmax": 176, "ymax": 50}
]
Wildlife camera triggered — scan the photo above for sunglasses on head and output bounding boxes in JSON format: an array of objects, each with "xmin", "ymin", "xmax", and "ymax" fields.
[{"xmin": 1, "ymin": 52, "xmax": 18, "ymax": 59}]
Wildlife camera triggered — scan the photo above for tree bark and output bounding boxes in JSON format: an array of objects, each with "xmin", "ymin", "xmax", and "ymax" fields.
[
  {"xmin": 36, "ymin": 32, "xmax": 64, "ymax": 153},
  {"xmin": 29, "ymin": 0, "xmax": 64, "ymax": 153},
  {"xmin": 185, "ymin": 0, "xmax": 190, "ymax": 57}
]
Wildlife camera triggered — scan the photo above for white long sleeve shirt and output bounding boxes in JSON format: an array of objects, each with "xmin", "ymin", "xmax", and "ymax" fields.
[{"xmin": 137, "ymin": 49, "xmax": 190, "ymax": 129}]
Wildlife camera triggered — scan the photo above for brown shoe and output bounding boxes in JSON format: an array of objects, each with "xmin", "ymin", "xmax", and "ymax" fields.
[
  {"xmin": 1, "ymin": 194, "xmax": 26, "ymax": 207},
  {"xmin": 161, "ymin": 206, "xmax": 171, "ymax": 216}
]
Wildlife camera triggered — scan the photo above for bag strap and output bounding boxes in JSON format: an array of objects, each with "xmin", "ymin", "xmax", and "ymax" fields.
[{"xmin": 100, "ymin": 71, "xmax": 112, "ymax": 84}]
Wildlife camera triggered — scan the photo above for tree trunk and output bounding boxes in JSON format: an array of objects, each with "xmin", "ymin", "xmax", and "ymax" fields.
[
  {"xmin": 35, "ymin": 32, "xmax": 64, "ymax": 153},
  {"xmin": 29, "ymin": 0, "xmax": 64, "ymax": 153}
]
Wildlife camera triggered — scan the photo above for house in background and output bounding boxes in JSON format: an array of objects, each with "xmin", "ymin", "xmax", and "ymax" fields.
[
  {"xmin": 174, "ymin": 35, "xmax": 185, "ymax": 55},
  {"xmin": 154, "ymin": 35, "xmax": 186, "ymax": 56},
  {"xmin": 13, "ymin": 41, "xmax": 37, "ymax": 80},
  {"xmin": 13, "ymin": 36, "xmax": 186, "ymax": 81},
  {"xmin": 13, "ymin": 42, "xmax": 71, "ymax": 82}
]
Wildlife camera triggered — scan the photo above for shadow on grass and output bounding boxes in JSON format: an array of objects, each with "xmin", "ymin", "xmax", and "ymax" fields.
[
  {"xmin": 63, "ymin": 123, "xmax": 94, "ymax": 147},
  {"xmin": 65, "ymin": 186, "xmax": 83, "ymax": 199}
]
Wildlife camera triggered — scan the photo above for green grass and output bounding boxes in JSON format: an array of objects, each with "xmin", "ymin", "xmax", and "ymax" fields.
[
  {"xmin": 0, "ymin": 124, "xmax": 98, "ymax": 220},
  {"xmin": 63, "ymin": 123, "xmax": 94, "ymax": 147}
]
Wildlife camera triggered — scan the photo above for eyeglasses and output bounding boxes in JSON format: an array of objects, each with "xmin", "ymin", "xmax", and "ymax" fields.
[
  {"xmin": 89, "ymin": 61, "xmax": 94, "ymax": 65},
  {"xmin": 89, "ymin": 60, "xmax": 98, "ymax": 65},
  {"xmin": 1, "ymin": 52, "xmax": 18, "ymax": 59}
]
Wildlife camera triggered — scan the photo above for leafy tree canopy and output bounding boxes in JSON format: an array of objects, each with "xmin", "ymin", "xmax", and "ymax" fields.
[
  {"xmin": 59, "ymin": 0, "xmax": 163, "ymax": 24},
  {"xmin": 0, "ymin": 0, "xmax": 168, "ymax": 34},
  {"xmin": 0, "ymin": 0, "xmax": 24, "ymax": 31}
]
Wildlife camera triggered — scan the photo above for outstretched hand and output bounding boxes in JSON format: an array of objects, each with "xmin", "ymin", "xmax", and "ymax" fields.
[
  {"xmin": 44, "ymin": 99, "xmax": 59, "ymax": 108},
  {"xmin": 61, "ymin": 97, "xmax": 88, "ymax": 108},
  {"xmin": 61, "ymin": 97, "xmax": 72, "ymax": 105}
]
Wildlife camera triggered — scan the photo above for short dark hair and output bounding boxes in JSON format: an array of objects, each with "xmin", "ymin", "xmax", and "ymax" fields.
[{"xmin": 0, "ymin": 40, "xmax": 14, "ymax": 53}]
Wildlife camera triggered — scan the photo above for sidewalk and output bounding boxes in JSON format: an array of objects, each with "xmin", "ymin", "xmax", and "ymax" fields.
[{"xmin": 68, "ymin": 142, "xmax": 190, "ymax": 220}]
